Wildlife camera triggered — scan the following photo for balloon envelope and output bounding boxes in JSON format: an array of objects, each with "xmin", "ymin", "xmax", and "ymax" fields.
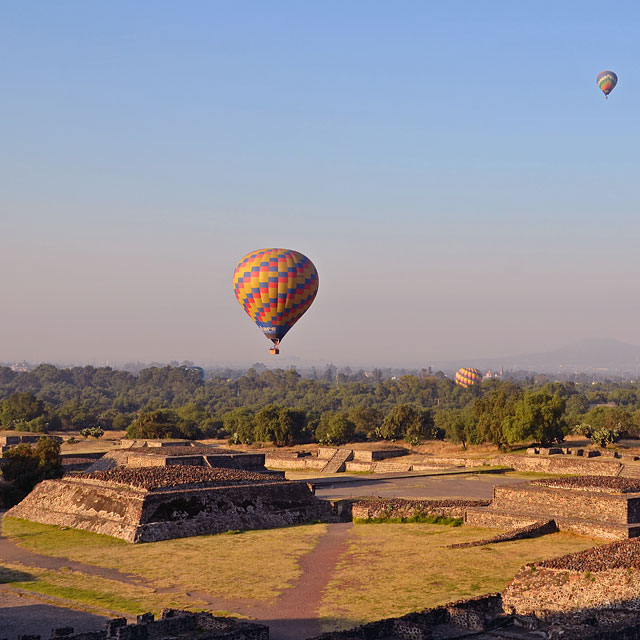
[
  {"xmin": 232, "ymin": 248, "xmax": 319, "ymax": 343},
  {"xmin": 597, "ymin": 70, "xmax": 617, "ymax": 96},
  {"xmin": 455, "ymin": 367, "xmax": 483, "ymax": 388}
]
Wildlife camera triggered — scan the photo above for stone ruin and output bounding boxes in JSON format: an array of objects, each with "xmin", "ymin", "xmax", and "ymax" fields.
[
  {"xmin": 6, "ymin": 465, "xmax": 334, "ymax": 542},
  {"xmin": 465, "ymin": 475, "xmax": 640, "ymax": 539},
  {"xmin": 86, "ymin": 445, "xmax": 273, "ymax": 475},
  {"xmin": 1, "ymin": 609, "xmax": 268, "ymax": 640}
]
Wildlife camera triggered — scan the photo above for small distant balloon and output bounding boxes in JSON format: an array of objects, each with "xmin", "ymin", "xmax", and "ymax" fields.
[
  {"xmin": 455, "ymin": 368, "xmax": 483, "ymax": 388},
  {"xmin": 596, "ymin": 70, "xmax": 617, "ymax": 99}
]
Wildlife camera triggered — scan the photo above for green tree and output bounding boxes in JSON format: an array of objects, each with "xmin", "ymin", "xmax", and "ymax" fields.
[
  {"xmin": 0, "ymin": 437, "xmax": 63, "ymax": 504},
  {"xmin": 254, "ymin": 405, "xmax": 306, "ymax": 447},
  {"xmin": 1, "ymin": 392, "xmax": 45, "ymax": 427},
  {"xmin": 349, "ymin": 405, "xmax": 384, "ymax": 439},
  {"xmin": 584, "ymin": 406, "xmax": 633, "ymax": 434},
  {"xmin": 380, "ymin": 404, "xmax": 436, "ymax": 443},
  {"xmin": 434, "ymin": 407, "xmax": 477, "ymax": 449},
  {"xmin": 222, "ymin": 408, "xmax": 256, "ymax": 445},
  {"xmin": 126, "ymin": 409, "xmax": 181, "ymax": 439},
  {"xmin": 502, "ymin": 390, "xmax": 566, "ymax": 446},
  {"xmin": 472, "ymin": 382, "xmax": 523, "ymax": 448},
  {"xmin": 315, "ymin": 412, "xmax": 356, "ymax": 445}
]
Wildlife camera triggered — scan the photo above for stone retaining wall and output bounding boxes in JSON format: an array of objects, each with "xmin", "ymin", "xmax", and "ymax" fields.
[
  {"xmin": 263, "ymin": 453, "xmax": 326, "ymax": 469},
  {"xmin": 352, "ymin": 498, "xmax": 490, "ymax": 520},
  {"xmin": 493, "ymin": 454, "xmax": 622, "ymax": 476},
  {"xmin": 492, "ymin": 483, "xmax": 638, "ymax": 523}
]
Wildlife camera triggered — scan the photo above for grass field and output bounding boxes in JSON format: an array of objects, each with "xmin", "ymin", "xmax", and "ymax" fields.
[
  {"xmin": 1, "ymin": 517, "xmax": 602, "ymax": 631},
  {"xmin": 2, "ymin": 518, "xmax": 326, "ymax": 603},
  {"xmin": 318, "ymin": 523, "xmax": 601, "ymax": 631}
]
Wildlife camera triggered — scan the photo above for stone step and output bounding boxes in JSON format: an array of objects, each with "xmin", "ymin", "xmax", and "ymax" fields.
[{"xmin": 321, "ymin": 448, "xmax": 353, "ymax": 473}]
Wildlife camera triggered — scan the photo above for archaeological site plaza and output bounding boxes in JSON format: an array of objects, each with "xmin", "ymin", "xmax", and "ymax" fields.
[{"xmin": 7, "ymin": 444, "xmax": 640, "ymax": 638}]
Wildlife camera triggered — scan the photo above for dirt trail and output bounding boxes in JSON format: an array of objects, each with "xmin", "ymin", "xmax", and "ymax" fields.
[{"xmin": 0, "ymin": 517, "xmax": 354, "ymax": 640}]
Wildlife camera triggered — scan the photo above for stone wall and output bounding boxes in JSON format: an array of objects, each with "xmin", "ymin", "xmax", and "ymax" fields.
[
  {"xmin": 465, "ymin": 479, "xmax": 640, "ymax": 539},
  {"xmin": 306, "ymin": 594, "xmax": 503, "ymax": 639},
  {"xmin": 6, "ymin": 475, "xmax": 335, "ymax": 543},
  {"xmin": 352, "ymin": 498, "xmax": 489, "ymax": 521},
  {"xmin": 351, "ymin": 448, "xmax": 407, "ymax": 462},
  {"xmin": 3, "ymin": 609, "xmax": 268, "ymax": 640},
  {"xmin": 493, "ymin": 453, "xmax": 622, "ymax": 476},
  {"xmin": 491, "ymin": 484, "xmax": 636, "ymax": 523},
  {"xmin": 263, "ymin": 453, "xmax": 326, "ymax": 470}
]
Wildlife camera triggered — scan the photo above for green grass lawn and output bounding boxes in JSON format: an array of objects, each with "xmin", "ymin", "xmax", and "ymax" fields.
[
  {"xmin": 2, "ymin": 517, "xmax": 603, "ymax": 632},
  {"xmin": 318, "ymin": 523, "xmax": 602, "ymax": 631},
  {"xmin": 2, "ymin": 518, "xmax": 326, "ymax": 603}
]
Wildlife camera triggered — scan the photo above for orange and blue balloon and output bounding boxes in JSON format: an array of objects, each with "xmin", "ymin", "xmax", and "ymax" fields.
[
  {"xmin": 233, "ymin": 248, "xmax": 319, "ymax": 353},
  {"xmin": 455, "ymin": 367, "xmax": 483, "ymax": 388},
  {"xmin": 597, "ymin": 71, "xmax": 617, "ymax": 99}
]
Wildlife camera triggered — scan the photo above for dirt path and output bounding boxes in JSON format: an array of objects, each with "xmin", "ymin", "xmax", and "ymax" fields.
[
  {"xmin": 246, "ymin": 522, "xmax": 353, "ymax": 640},
  {"xmin": 0, "ymin": 518, "xmax": 354, "ymax": 640}
]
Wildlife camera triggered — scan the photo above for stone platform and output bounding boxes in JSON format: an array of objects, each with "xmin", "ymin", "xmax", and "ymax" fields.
[
  {"xmin": 465, "ymin": 476, "xmax": 640, "ymax": 539},
  {"xmin": 88, "ymin": 445, "xmax": 271, "ymax": 474},
  {"xmin": 6, "ymin": 466, "xmax": 334, "ymax": 542}
]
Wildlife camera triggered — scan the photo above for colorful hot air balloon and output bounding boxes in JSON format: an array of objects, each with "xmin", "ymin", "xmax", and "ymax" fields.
[
  {"xmin": 455, "ymin": 367, "xmax": 483, "ymax": 388},
  {"xmin": 232, "ymin": 248, "xmax": 319, "ymax": 354},
  {"xmin": 597, "ymin": 70, "xmax": 617, "ymax": 99}
]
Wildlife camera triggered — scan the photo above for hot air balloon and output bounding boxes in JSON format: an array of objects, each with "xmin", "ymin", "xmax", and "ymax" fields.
[
  {"xmin": 597, "ymin": 70, "xmax": 617, "ymax": 99},
  {"xmin": 232, "ymin": 248, "xmax": 319, "ymax": 354},
  {"xmin": 455, "ymin": 367, "xmax": 483, "ymax": 388}
]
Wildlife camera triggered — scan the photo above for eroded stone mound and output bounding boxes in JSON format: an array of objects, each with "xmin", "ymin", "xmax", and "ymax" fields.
[
  {"xmin": 538, "ymin": 536, "xmax": 640, "ymax": 571},
  {"xmin": 77, "ymin": 466, "xmax": 282, "ymax": 489},
  {"xmin": 7, "ymin": 466, "xmax": 333, "ymax": 543}
]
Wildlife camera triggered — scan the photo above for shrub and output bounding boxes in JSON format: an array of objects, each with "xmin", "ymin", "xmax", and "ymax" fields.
[
  {"xmin": 590, "ymin": 427, "xmax": 620, "ymax": 448},
  {"xmin": 80, "ymin": 427, "xmax": 104, "ymax": 439}
]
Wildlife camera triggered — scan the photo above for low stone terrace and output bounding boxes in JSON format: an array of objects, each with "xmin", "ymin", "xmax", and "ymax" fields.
[{"xmin": 531, "ymin": 476, "xmax": 640, "ymax": 494}]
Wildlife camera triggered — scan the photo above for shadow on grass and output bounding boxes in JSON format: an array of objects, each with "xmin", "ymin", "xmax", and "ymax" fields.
[{"xmin": 0, "ymin": 565, "xmax": 35, "ymax": 583}]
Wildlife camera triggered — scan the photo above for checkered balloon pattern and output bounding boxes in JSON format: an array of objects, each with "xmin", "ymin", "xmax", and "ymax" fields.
[
  {"xmin": 596, "ymin": 70, "xmax": 617, "ymax": 96},
  {"xmin": 455, "ymin": 367, "xmax": 483, "ymax": 388},
  {"xmin": 232, "ymin": 248, "xmax": 319, "ymax": 342}
]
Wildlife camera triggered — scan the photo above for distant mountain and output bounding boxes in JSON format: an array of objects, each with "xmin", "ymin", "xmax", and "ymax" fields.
[{"xmin": 435, "ymin": 339, "xmax": 640, "ymax": 375}]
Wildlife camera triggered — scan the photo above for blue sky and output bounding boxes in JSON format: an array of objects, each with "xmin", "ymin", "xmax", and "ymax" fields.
[{"xmin": 2, "ymin": 1, "xmax": 639, "ymax": 367}]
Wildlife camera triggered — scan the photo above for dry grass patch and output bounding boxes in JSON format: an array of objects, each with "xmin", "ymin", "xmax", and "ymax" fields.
[
  {"xmin": 3, "ymin": 518, "xmax": 326, "ymax": 602},
  {"xmin": 319, "ymin": 523, "xmax": 601, "ymax": 631},
  {"xmin": 0, "ymin": 561, "xmax": 201, "ymax": 615}
]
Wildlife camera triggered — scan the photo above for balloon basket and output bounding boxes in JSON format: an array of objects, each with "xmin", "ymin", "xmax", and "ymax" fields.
[{"xmin": 269, "ymin": 347, "xmax": 280, "ymax": 355}]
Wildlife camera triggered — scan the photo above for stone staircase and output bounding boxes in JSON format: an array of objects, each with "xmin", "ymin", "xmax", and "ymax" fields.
[
  {"xmin": 321, "ymin": 448, "xmax": 353, "ymax": 473},
  {"xmin": 619, "ymin": 463, "xmax": 640, "ymax": 479}
]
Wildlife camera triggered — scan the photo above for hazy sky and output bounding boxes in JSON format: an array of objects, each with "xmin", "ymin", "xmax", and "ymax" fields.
[{"xmin": 2, "ymin": 1, "xmax": 640, "ymax": 368}]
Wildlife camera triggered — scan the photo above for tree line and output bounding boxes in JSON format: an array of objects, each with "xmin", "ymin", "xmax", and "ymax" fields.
[{"xmin": 1, "ymin": 364, "xmax": 640, "ymax": 447}]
